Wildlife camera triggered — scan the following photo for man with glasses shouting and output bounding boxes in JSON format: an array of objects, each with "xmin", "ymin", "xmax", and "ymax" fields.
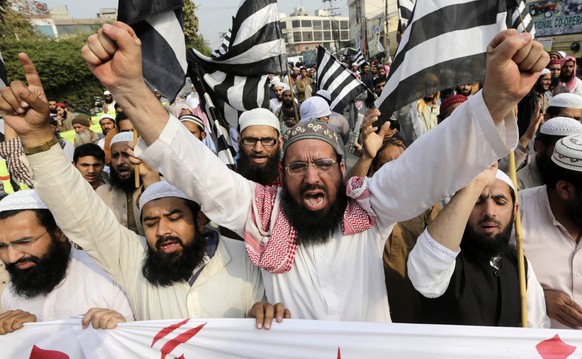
[{"xmin": 0, "ymin": 190, "xmax": 133, "ymax": 334}]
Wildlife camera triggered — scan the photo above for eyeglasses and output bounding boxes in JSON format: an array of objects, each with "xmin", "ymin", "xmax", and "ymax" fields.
[
  {"xmin": 0, "ymin": 231, "xmax": 48, "ymax": 251},
  {"xmin": 285, "ymin": 159, "xmax": 337, "ymax": 176},
  {"xmin": 241, "ymin": 137, "xmax": 277, "ymax": 147}
]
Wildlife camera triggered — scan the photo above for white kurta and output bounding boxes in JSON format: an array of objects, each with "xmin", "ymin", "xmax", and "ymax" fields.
[
  {"xmin": 520, "ymin": 185, "xmax": 582, "ymax": 329},
  {"xmin": 408, "ymin": 230, "xmax": 550, "ymax": 328},
  {"xmin": 135, "ymin": 91, "xmax": 518, "ymax": 323},
  {"xmin": 2, "ymin": 247, "xmax": 134, "ymax": 322},
  {"xmin": 29, "ymin": 147, "xmax": 265, "ymax": 321}
]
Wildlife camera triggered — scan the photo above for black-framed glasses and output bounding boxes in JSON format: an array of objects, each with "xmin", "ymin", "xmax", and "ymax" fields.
[
  {"xmin": 285, "ymin": 159, "xmax": 337, "ymax": 176},
  {"xmin": 241, "ymin": 137, "xmax": 277, "ymax": 147},
  {"xmin": 0, "ymin": 231, "xmax": 48, "ymax": 251}
]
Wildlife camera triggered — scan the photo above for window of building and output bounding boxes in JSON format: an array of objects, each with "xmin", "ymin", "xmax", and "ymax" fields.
[
  {"xmin": 313, "ymin": 20, "xmax": 322, "ymax": 30},
  {"xmin": 324, "ymin": 31, "xmax": 331, "ymax": 40},
  {"xmin": 340, "ymin": 21, "xmax": 348, "ymax": 30},
  {"xmin": 292, "ymin": 20, "xmax": 300, "ymax": 27},
  {"xmin": 303, "ymin": 32, "xmax": 313, "ymax": 41},
  {"xmin": 340, "ymin": 31, "xmax": 349, "ymax": 40},
  {"xmin": 293, "ymin": 32, "xmax": 302, "ymax": 42},
  {"xmin": 314, "ymin": 32, "xmax": 322, "ymax": 41},
  {"xmin": 323, "ymin": 21, "xmax": 331, "ymax": 30},
  {"xmin": 280, "ymin": 22, "xmax": 286, "ymax": 30},
  {"xmin": 301, "ymin": 20, "xmax": 312, "ymax": 27}
]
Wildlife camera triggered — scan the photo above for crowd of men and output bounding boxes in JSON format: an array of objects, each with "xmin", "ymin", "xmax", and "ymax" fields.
[{"xmin": 0, "ymin": 23, "xmax": 581, "ymax": 341}]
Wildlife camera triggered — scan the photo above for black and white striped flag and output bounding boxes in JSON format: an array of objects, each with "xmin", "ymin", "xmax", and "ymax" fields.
[
  {"xmin": 212, "ymin": 30, "xmax": 231, "ymax": 59},
  {"xmin": 188, "ymin": 0, "xmax": 287, "ymax": 130},
  {"xmin": 317, "ymin": 46, "xmax": 367, "ymax": 113},
  {"xmin": 0, "ymin": 51, "xmax": 7, "ymax": 88},
  {"xmin": 398, "ymin": 0, "xmax": 415, "ymax": 29},
  {"xmin": 375, "ymin": 0, "xmax": 534, "ymax": 122},
  {"xmin": 118, "ymin": 0, "xmax": 187, "ymax": 102},
  {"xmin": 353, "ymin": 49, "xmax": 366, "ymax": 68}
]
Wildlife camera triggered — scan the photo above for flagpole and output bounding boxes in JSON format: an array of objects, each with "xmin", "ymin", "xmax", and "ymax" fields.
[{"xmin": 133, "ymin": 129, "xmax": 141, "ymax": 189}]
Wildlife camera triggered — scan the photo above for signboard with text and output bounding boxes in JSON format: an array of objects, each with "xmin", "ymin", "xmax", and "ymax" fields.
[{"xmin": 530, "ymin": 0, "xmax": 582, "ymax": 36}]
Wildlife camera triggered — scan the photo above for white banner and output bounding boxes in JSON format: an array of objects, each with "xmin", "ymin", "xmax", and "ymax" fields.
[{"xmin": 1, "ymin": 318, "xmax": 582, "ymax": 358}]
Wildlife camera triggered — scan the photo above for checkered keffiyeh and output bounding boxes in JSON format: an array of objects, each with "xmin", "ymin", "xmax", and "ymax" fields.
[{"xmin": 0, "ymin": 138, "xmax": 34, "ymax": 188}]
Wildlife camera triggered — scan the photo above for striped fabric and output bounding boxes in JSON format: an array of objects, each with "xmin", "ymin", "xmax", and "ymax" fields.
[
  {"xmin": 117, "ymin": 0, "xmax": 187, "ymax": 102},
  {"xmin": 375, "ymin": 0, "xmax": 535, "ymax": 122},
  {"xmin": 0, "ymin": 50, "xmax": 7, "ymax": 88},
  {"xmin": 316, "ymin": 46, "xmax": 367, "ymax": 113},
  {"xmin": 353, "ymin": 49, "xmax": 366, "ymax": 68},
  {"xmin": 212, "ymin": 30, "xmax": 232, "ymax": 59},
  {"xmin": 398, "ymin": 0, "xmax": 415, "ymax": 29}
]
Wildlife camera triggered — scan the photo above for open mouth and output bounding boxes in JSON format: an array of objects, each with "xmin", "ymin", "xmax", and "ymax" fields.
[
  {"xmin": 157, "ymin": 238, "xmax": 182, "ymax": 254},
  {"xmin": 302, "ymin": 190, "xmax": 326, "ymax": 210},
  {"xmin": 251, "ymin": 155, "xmax": 268, "ymax": 165}
]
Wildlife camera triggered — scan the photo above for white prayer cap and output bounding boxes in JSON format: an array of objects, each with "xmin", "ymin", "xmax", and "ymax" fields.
[
  {"xmin": 179, "ymin": 114, "xmax": 205, "ymax": 130},
  {"xmin": 558, "ymin": 51, "xmax": 567, "ymax": 58},
  {"xmin": 139, "ymin": 181, "xmax": 192, "ymax": 213},
  {"xmin": 103, "ymin": 90, "xmax": 111, "ymax": 95},
  {"xmin": 239, "ymin": 108, "xmax": 281, "ymax": 133},
  {"xmin": 549, "ymin": 93, "xmax": 582, "ymax": 109},
  {"xmin": 110, "ymin": 131, "xmax": 134, "ymax": 147},
  {"xmin": 269, "ymin": 76, "xmax": 281, "ymax": 87},
  {"xmin": 540, "ymin": 68, "xmax": 551, "ymax": 76},
  {"xmin": 0, "ymin": 189, "xmax": 48, "ymax": 213},
  {"xmin": 300, "ymin": 96, "xmax": 331, "ymax": 122},
  {"xmin": 540, "ymin": 117, "xmax": 582, "ymax": 136},
  {"xmin": 282, "ymin": 83, "xmax": 290, "ymax": 92},
  {"xmin": 273, "ymin": 81, "xmax": 286, "ymax": 89},
  {"xmin": 551, "ymin": 134, "xmax": 582, "ymax": 172},
  {"xmin": 99, "ymin": 113, "xmax": 115, "ymax": 122},
  {"xmin": 496, "ymin": 170, "xmax": 515, "ymax": 192}
]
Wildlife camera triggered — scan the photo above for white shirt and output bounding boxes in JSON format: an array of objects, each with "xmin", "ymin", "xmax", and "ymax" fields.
[
  {"xmin": 2, "ymin": 247, "xmax": 133, "ymax": 322},
  {"xmin": 520, "ymin": 185, "xmax": 582, "ymax": 329},
  {"xmin": 269, "ymin": 98, "xmax": 283, "ymax": 113},
  {"xmin": 408, "ymin": 230, "xmax": 550, "ymax": 328},
  {"xmin": 135, "ymin": 90, "xmax": 518, "ymax": 323}
]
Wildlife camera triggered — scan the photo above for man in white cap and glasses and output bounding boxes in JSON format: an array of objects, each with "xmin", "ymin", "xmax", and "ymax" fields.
[
  {"xmin": 0, "ymin": 190, "xmax": 134, "ymax": 334},
  {"xmin": 517, "ymin": 117, "xmax": 582, "ymax": 189},
  {"xmin": 4, "ymin": 26, "xmax": 548, "ymax": 323},
  {"xmin": 520, "ymin": 134, "xmax": 582, "ymax": 329},
  {"xmin": 545, "ymin": 92, "xmax": 582, "ymax": 121},
  {"xmin": 408, "ymin": 165, "xmax": 549, "ymax": 327},
  {"xmin": 237, "ymin": 108, "xmax": 283, "ymax": 187}
]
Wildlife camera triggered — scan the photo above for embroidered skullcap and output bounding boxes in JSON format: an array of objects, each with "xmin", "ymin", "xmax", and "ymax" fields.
[
  {"xmin": 299, "ymin": 96, "xmax": 331, "ymax": 122},
  {"xmin": 551, "ymin": 135, "xmax": 582, "ymax": 172},
  {"xmin": 315, "ymin": 89, "xmax": 332, "ymax": 104},
  {"xmin": 549, "ymin": 93, "xmax": 582, "ymax": 109},
  {"xmin": 495, "ymin": 170, "xmax": 515, "ymax": 192},
  {"xmin": 139, "ymin": 181, "xmax": 192, "ymax": 212},
  {"xmin": 239, "ymin": 108, "xmax": 281, "ymax": 133},
  {"xmin": 540, "ymin": 68, "xmax": 551, "ymax": 76},
  {"xmin": 103, "ymin": 90, "xmax": 111, "ymax": 95},
  {"xmin": 72, "ymin": 114, "xmax": 92, "ymax": 128},
  {"xmin": 283, "ymin": 120, "xmax": 344, "ymax": 157},
  {"xmin": 0, "ymin": 189, "xmax": 48, "ymax": 213},
  {"xmin": 269, "ymin": 76, "xmax": 281, "ymax": 87},
  {"xmin": 110, "ymin": 131, "xmax": 134, "ymax": 147},
  {"xmin": 440, "ymin": 94, "xmax": 468, "ymax": 115},
  {"xmin": 179, "ymin": 114, "xmax": 205, "ymax": 130},
  {"xmin": 540, "ymin": 117, "xmax": 582, "ymax": 136}
]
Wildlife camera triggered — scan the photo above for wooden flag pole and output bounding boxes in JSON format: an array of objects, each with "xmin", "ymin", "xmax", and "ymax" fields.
[{"xmin": 133, "ymin": 128, "xmax": 140, "ymax": 189}]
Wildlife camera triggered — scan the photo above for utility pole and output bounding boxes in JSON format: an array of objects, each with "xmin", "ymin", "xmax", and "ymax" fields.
[
  {"xmin": 384, "ymin": 0, "xmax": 389, "ymax": 61},
  {"xmin": 322, "ymin": 0, "xmax": 341, "ymax": 55}
]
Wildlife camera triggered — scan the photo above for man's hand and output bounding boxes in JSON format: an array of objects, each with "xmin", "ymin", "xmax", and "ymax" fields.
[
  {"xmin": 483, "ymin": 30, "xmax": 549, "ymax": 123},
  {"xmin": 81, "ymin": 22, "xmax": 143, "ymax": 95},
  {"xmin": 81, "ymin": 308, "xmax": 127, "ymax": 330},
  {"xmin": 0, "ymin": 53, "xmax": 53, "ymax": 146},
  {"xmin": 127, "ymin": 142, "xmax": 161, "ymax": 187},
  {"xmin": 360, "ymin": 108, "xmax": 394, "ymax": 160},
  {"xmin": 471, "ymin": 162, "xmax": 498, "ymax": 190},
  {"xmin": 249, "ymin": 301, "xmax": 291, "ymax": 330},
  {"xmin": 544, "ymin": 290, "xmax": 582, "ymax": 328},
  {"xmin": 0, "ymin": 310, "xmax": 37, "ymax": 335}
]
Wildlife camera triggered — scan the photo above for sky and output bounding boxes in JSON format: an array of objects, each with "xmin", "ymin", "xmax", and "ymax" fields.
[{"xmin": 40, "ymin": 0, "xmax": 350, "ymax": 49}]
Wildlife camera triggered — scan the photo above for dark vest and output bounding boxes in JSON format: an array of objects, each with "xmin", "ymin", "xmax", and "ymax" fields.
[{"xmin": 418, "ymin": 249, "xmax": 526, "ymax": 327}]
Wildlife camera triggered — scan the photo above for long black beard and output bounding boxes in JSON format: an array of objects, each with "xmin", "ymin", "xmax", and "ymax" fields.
[
  {"xmin": 460, "ymin": 214, "xmax": 514, "ymax": 262},
  {"xmin": 237, "ymin": 149, "xmax": 281, "ymax": 185},
  {"xmin": 142, "ymin": 233, "xmax": 207, "ymax": 286},
  {"xmin": 110, "ymin": 166, "xmax": 136, "ymax": 193},
  {"xmin": 280, "ymin": 180, "xmax": 348, "ymax": 246},
  {"xmin": 560, "ymin": 71, "xmax": 574, "ymax": 83},
  {"xmin": 6, "ymin": 234, "xmax": 71, "ymax": 299}
]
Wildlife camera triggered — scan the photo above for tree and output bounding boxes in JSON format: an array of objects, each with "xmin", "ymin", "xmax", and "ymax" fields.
[
  {"xmin": 0, "ymin": 1, "xmax": 36, "ymax": 41},
  {"xmin": 183, "ymin": 0, "xmax": 211, "ymax": 56}
]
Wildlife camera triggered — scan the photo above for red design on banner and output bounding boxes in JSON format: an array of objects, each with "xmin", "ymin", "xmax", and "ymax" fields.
[
  {"xmin": 29, "ymin": 345, "xmax": 69, "ymax": 359},
  {"xmin": 151, "ymin": 319, "xmax": 206, "ymax": 359},
  {"xmin": 536, "ymin": 334, "xmax": 576, "ymax": 359},
  {"xmin": 337, "ymin": 347, "xmax": 341, "ymax": 359}
]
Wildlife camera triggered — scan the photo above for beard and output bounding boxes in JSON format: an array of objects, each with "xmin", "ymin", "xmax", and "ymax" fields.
[
  {"xmin": 110, "ymin": 165, "xmax": 136, "ymax": 193},
  {"xmin": 6, "ymin": 234, "xmax": 71, "ymax": 299},
  {"xmin": 560, "ymin": 71, "xmax": 574, "ymax": 83},
  {"xmin": 460, "ymin": 213, "xmax": 514, "ymax": 262},
  {"xmin": 104, "ymin": 97, "xmax": 114, "ymax": 104},
  {"xmin": 280, "ymin": 179, "xmax": 348, "ymax": 246},
  {"xmin": 535, "ymin": 152, "xmax": 552, "ymax": 174},
  {"xmin": 75, "ymin": 129, "xmax": 95, "ymax": 146},
  {"xmin": 237, "ymin": 148, "xmax": 281, "ymax": 185},
  {"xmin": 142, "ymin": 233, "xmax": 207, "ymax": 286}
]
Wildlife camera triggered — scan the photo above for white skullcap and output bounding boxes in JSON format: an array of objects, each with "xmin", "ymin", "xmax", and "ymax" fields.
[
  {"xmin": 179, "ymin": 114, "xmax": 205, "ymax": 130},
  {"xmin": 273, "ymin": 81, "xmax": 286, "ymax": 89},
  {"xmin": 351, "ymin": 62, "xmax": 358, "ymax": 67},
  {"xmin": 540, "ymin": 117, "xmax": 582, "ymax": 136},
  {"xmin": 551, "ymin": 134, "xmax": 582, "ymax": 172},
  {"xmin": 558, "ymin": 51, "xmax": 567, "ymax": 58},
  {"xmin": 103, "ymin": 90, "xmax": 111, "ymax": 95},
  {"xmin": 300, "ymin": 96, "xmax": 331, "ymax": 122},
  {"xmin": 110, "ymin": 131, "xmax": 134, "ymax": 147},
  {"xmin": 540, "ymin": 68, "xmax": 551, "ymax": 76},
  {"xmin": 282, "ymin": 84, "xmax": 290, "ymax": 92},
  {"xmin": 0, "ymin": 189, "xmax": 48, "ymax": 213},
  {"xmin": 269, "ymin": 76, "xmax": 281, "ymax": 87},
  {"xmin": 549, "ymin": 93, "xmax": 582, "ymax": 109},
  {"xmin": 239, "ymin": 108, "xmax": 281, "ymax": 133},
  {"xmin": 139, "ymin": 181, "xmax": 192, "ymax": 213},
  {"xmin": 99, "ymin": 113, "xmax": 115, "ymax": 122},
  {"xmin": 496, "ymin": 170, "xmax": 515, "ymax": 192}
]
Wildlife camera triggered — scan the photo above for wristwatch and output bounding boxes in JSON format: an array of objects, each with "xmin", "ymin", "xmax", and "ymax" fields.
[{"xmin": 23, "ymin": 137, "xmax": 59, "ymax": 155}]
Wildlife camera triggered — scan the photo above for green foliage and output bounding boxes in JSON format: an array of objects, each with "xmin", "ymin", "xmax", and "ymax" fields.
[
  {"xmin": 184, "ymin": 1, "xmax": 211, "ymax": 56},
  {"xmin": 0, "ymin": 4, "xmax": 36, "ymax": 41},
  {"xmin": 1, "ymin": 36, "xmax": 104, "ymax": 110}
]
